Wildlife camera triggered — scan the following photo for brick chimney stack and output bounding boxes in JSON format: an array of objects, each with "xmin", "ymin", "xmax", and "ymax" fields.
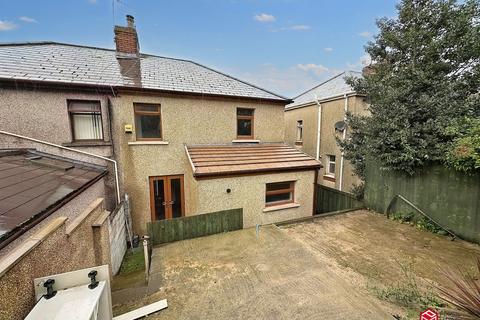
[{"xmin": 114, "ymin": 15, "xmax": 139, "ymax": 57}]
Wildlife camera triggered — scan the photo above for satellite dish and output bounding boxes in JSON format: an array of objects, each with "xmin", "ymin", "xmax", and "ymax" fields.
[{"xmin": 335, "ymin": 121, "xmax": 346, "ymax": 132}]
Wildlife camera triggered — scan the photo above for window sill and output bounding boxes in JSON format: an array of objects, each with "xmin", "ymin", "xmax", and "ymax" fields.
[
  {"xmin": 62, "ymin": 141, "xmax": 111, "ymax": 147},
  {"xmin": 232, "ymin": 139, "xmax": 260, "ymax": 143},
  {"xmin": 263, "ymin": 203, "xmax": 300, "ymax": 213},
  {"xmin": 323, "ymin": 175, "xmax": 336, "ymax": 182},
  {"xmin": 128, "ymin": 141, "xmax": 169, "ymax": 146}
]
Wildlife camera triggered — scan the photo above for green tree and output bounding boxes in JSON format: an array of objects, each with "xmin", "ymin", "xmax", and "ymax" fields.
[{"xmin": 341, "ymin": 0, "xmax": 480, "ymax": 176}]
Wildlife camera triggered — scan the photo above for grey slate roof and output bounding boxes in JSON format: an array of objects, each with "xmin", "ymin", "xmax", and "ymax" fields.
[
  {"xmin": 0, "ymin": 42, "xmax": 288, "ymax": 102},
  {"xmin": 286, "ymin": 71, "xmax": 362, "ymax": 109}
]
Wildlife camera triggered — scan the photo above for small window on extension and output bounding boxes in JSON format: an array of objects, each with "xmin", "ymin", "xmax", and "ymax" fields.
[
  {"xmin": 134, "ymin": 103, "xmax": 162, "ymax": 140},
  {"xmin": 265, "ymin": 181, "xmax": 295, "ymax": 207},
  {"xmin": 237, "ymin": 108, "xmax": 254, "ymax": 139}
]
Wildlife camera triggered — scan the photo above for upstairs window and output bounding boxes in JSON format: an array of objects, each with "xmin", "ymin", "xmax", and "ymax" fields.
[
  {"xmin": 68, "ymin": 100, "xmax": 103, "ymax": 141},
  {"xmin": 265, "ymin": 181, "xmax": 295, "ymax": 207},
  {"xmin": 296, "ymin": 120, "xmax": 303, "ymax": 142},
  {"xmin": 237, "ymin": 108, "xmax": 254, "ymax": 139},
  {"xmin": 326, "ymin": 154, "xmax": 336, "ymax": 176},
  {"xmin": 134, "ymin": 104, "xmax": 162, "ymax": 140}
]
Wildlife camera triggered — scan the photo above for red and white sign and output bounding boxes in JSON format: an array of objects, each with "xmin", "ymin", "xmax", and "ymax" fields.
[{"xmin": 420, "ymin": 308, "xmax": 439, "ymax": 320}]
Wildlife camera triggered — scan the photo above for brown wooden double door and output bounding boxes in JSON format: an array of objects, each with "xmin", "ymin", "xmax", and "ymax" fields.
[{"xmin": 149, "ymin": 175, "xmax": 185, "ymax": 221}]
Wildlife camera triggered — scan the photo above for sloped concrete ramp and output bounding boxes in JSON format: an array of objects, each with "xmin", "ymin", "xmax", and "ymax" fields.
[{"xmin": 144, "ymin": 225, "xmax": 391, "ymax": 319}]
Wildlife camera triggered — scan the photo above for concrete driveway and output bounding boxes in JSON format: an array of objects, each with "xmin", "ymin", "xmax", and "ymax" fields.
[{"xmin": 118, "ymin": 224, "xmax": 392, "ymax": 319}]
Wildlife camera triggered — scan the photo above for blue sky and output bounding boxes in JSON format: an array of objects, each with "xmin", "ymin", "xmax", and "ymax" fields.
[{"xmin": 0, "ymin": 0, "xmax": 398, "ymax": 97}]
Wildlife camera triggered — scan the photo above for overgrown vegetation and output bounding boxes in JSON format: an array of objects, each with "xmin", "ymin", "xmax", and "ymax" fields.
[
  {"xmin": 391, "ymin": 212, "xmax": 446, "ymax": 235},
  {"xmin": 339, "ymin": 0, "xmax": 480, "ymax": 177},
  {"xmin": 369, "ymin": 260, "xmax": 444, "ymax": 318}
]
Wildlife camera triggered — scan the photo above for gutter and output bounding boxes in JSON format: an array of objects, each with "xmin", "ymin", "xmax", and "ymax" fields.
[
  {"xmin": 314, "ymin": 94, "xmax": 322, "ymax": 162},
  {"xmin": 0, "ymin": 130, "xmax": 121, "ymax": 204},
  {"xmin": 286, "ymin": 91, "xmax": 357, "ymax": 111}
]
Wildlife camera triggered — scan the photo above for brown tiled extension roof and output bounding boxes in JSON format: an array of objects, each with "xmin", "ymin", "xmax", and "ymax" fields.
[
  {"xmin": 185, "ymin": 144, "xmax": 321, "ymax": 178},
  {"xmin": 0, "ymin": 149, "xmax": 106, "ymax": 248}
]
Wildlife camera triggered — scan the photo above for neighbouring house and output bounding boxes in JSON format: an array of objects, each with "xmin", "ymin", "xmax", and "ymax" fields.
[
  {"xmin": 0, "ymin": 15, "xmax": 321, "ymax": 238},
  {"xmin": 0, "ymin": 149, "xmax": 126, "ymax": 320},
  {"xmin": 284, "ymin": 71, "xmax": 368, "ymax": 192}
]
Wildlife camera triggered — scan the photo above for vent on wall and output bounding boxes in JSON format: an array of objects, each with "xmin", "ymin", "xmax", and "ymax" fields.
[{"xmin": 334, "ymin": 121, "xmax": 346, "ymax": 132}]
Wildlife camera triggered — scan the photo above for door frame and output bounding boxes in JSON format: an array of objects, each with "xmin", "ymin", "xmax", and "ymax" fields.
[{"xmin": 149, "ymin": 174, "xmax": 185, "ymax": 221}]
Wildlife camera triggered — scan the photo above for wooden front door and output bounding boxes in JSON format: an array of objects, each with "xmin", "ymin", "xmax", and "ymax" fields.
[{"xmin": 149, "ymin": 175, "xmax": 185, "ymax": 221}]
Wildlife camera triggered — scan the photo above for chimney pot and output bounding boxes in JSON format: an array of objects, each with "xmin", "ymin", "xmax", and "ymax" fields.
[{"xmin": 126, "ymin": 15, "xmax": 135, "ymax": 28}]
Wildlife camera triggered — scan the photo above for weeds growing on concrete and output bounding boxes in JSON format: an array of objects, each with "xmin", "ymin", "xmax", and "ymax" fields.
[{"xmin": 369, "ymin": 260, "xmax": 444, "ymax": 318}]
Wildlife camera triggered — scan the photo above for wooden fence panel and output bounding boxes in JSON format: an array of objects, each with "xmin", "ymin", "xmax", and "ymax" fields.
[
  {"xmin": 316, "ymin": 185, "xmax": 364, "ymax": 214},
  {"xmin": 147, "ymin": 208, "xmax": 243, "ymax": 245}
]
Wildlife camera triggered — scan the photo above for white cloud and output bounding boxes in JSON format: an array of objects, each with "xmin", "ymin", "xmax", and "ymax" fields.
[
  {"xmin": 236, "ymin": 63, "xmax": 339, "ymax": 97},
  {"xmin": 275, "ymin": 24, "xmax": 311, "ymax": 32},
  {"xmin": 19, "ymin": 16, "xmax": 37, "ymax": 23},
  {"xmin": 254, "ymin": 13, "xmax": 276, "ymax": 23},
  {"xmin": 358, "ymin": 31, "xmax": 372, "ymax": 38},
  {"xmin": 296, "ymin": 63, "xmax": 329, "ymax": 76},
  {"xmin": 324, "ymin": 47, "xmax": 333, "ymax": 53},
  {"xmin": 0, "ymin": 20, "xmax": 18, "ymax": 31}
]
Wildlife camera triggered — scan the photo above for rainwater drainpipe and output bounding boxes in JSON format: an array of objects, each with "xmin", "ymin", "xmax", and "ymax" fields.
[
  {"xmin": 0, "ymin": 130, "xmax": 121, "ymax": 204},
  {"xmin": 314, "ymin": 94, "xmax": 322, "ymax": 161},
  {"xmin": 338, "ymin": 94, "xmax": 348, "ymax": 191}
]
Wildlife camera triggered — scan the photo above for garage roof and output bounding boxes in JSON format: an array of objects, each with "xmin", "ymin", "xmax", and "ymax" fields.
[
  {"xmin": 185, "ymin": 144, "xmax": 321, "ymax": 178},
  {"xmin": 0, "ymin": 149, "xmax": 106, "ymax": 247}
]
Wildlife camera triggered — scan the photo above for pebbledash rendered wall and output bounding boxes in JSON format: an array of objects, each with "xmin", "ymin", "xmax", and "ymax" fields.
[
  {"xmin": 110, "ymin": 92, "xmax": 287, "ymax": 235},
  {"xmin": 284, "ymin": 95, "xmax": 368, "ymax": 192},
  {"xmin": 189, "ymin": 170, "xmax": 316, "ymax": 228},
  {"xmin": 365, "ymin": 162, "xmax": 480, "ymax": 243}
]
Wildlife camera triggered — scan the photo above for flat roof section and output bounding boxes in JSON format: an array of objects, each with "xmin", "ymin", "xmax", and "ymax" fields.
[
  {"xmin": 0, "ymin": 149, "xmax": 107, "ymax": 247},
  {"xmin": 185, "ymin": 144, "xmax": 322, "ymax": 179}
]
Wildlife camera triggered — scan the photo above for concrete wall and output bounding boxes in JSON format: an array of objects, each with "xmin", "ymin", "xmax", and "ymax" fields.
[
  {"xmin": 0, "ymin": 198, "xmax": 113, "ymax": 320},
  {"xmin": 108, "ymin": 201, "xmax": 128, "ymax": 275},
  {"xmin": 110, "ymin": 92, "xmax": 286, "ymax": 234},
  {"xmin": 285, "ymin": 96, "xmax": 368, "ymax": 192},
  {"xmin": 191, "ymin": 170, "xmax": 316, "ymax": 228}
]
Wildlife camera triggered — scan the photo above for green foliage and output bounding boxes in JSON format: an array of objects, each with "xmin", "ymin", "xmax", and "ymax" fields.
[
  {"xmin": 342, "ymin": 0, "xmax": 480, "ymax": 175},
  {"xmin": 390, "ymin": 211, "xmax": 444, "ymax": 234},
  {"xmin": 445, "ymin": 118, "xmax": 480, "ymax": 172},
  {"xmin": 349, "ymin": 182, "xmax": 365, "ymax": 200}
]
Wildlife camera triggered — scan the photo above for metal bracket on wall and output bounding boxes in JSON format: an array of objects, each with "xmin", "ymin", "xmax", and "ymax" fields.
[{"xmin": 385, "ymin": 194, "xmax": 457, "ymax": 240}]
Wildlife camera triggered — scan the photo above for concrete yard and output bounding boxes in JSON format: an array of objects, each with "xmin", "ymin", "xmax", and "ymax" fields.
[
  {"xmin": 113, "ymin": 224, "xmax": 391, "ymax": 319},
  {"xmin": 112, "ymin": 210, "xmax": 480, "ymax": 319}
]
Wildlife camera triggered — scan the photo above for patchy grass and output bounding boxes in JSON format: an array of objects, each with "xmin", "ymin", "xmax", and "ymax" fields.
[{"xmin": 118, "ymin": 247, "xmax": 145, "ymax": 275}]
